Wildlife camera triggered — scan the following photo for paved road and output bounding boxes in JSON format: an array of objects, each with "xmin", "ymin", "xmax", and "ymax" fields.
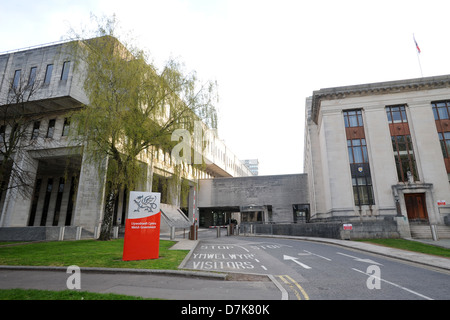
[
  {"xmin": 1, "ymin": 229, "xmax": 449, "ymax": 301},
  {"xmin": 184, "ymin": 233, "xmax": 450, "ymax": 300}
]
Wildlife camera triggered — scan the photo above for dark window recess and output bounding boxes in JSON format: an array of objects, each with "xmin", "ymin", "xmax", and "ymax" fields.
[
  {"xmin": 28, "ymin": 178, "xmax": 42, "ymax": 226},
  {"xmin": 44, "ymin": 64, "xmax": 53, "ymax": 84},
  {"xmin": 65, "ymin": 176, "xmax": 77, "ymax": 226},
  {"xmin": 61, "ymin": 61, "xmax": 70, "ymax": 80},
  {"xmin": 40, "ymin": 178, "xmax": 53, "ymax": 226},
  {"xmin": 28, "ymin": 67, "xmax": 37, "ymax": 87},
  {"xmin": 46, "ymin": 119, "xmax": 56, "ymax": 138},
  {"xmin": 12, "ymin": 70, "xmax": 21, "ymax": 89},
  {"xmin": 52, "ymin": 177, "xmax": 65, "ymax": 226},
  {"xmin": 62, "ymin": 118, "xmax": 70, "ymax": 136},
  {"xmin": 31, "ymin": 121, "xmax": 40, "ymax": 140}
]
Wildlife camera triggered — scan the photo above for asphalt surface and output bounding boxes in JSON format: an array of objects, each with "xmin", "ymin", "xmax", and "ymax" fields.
[{"xmin": 0, "ymin": 228, "xmax": 449, "ymax": 301}]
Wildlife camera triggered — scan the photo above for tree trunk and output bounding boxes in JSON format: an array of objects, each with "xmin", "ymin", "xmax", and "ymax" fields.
[{"xmin": 98, "ymin": 189, "xmax": 118, "ymax": 241}]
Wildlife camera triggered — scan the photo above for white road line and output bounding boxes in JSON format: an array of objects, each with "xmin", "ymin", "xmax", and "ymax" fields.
[
  {"xmin": 303, "ymin": 250, "xmax": 332, "ymax": 261},
  {"xmin": 352, "ymin": 268, "xmax": 434, "ymax": 300},
  {"xmin": 261, "ymin": 265, "xmax": 267, "ymax": 271},
  {"xmin": 337, "ymin": 252, "xmax": 382, "ymax": 265}
]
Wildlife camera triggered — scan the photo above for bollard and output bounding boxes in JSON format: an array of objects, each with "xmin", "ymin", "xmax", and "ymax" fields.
[
  {"xmin": 170, "ymin": 226, "xmax": 175, "ymax": 240},
  {"xmin": 189, "ymin": 224, "xmax": 198, "ymax": 240},
  {"xmin": 113, "ymin": 226, "xmax": 119, "ymax": 239},
  {"xmin": 430, "ymin": 224, "xmax": 439, "ymax": 241},
  {"xmin": 217, "ymin": 226, "xmax": 221, "ymax": 238}
]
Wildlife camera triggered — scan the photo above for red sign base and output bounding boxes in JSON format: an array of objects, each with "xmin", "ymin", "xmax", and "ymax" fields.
[{"xmin": 122, "ymin": 212, "xmax": 161, "ymax": 261}]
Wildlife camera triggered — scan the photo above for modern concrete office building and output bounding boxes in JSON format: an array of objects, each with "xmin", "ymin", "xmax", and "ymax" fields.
[
  {"xmin": 304, "ymin": 75, "xmax": 450, "ymax": 238},
  {"xmin": 0, "ymin": 39, "xmax": 252, "ymax": 239},
  {"xmin": 241, "ymin": 159, "xmax": 259, "ymax": 176},
  {"xmin": 197, "ymin": 174, "xmax": 309, "ymax": 227}
]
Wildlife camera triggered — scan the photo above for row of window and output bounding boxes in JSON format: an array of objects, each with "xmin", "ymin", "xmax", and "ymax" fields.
[
  {"xmin": 29, "ymin": 118, "xmax": 70, "ymax": 140},
  {"xmin": 12, "ymin": 61, "xmax": 71, "ymax": 89},
  {"xmin": 343, "ymin": 101, "xmax": 450, "ymax": 206}
]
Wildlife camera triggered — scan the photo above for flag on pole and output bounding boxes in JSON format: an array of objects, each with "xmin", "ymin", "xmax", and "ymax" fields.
[{"xmin": 413, "ymin": 35, "xmax": 421, "ymax": 54}]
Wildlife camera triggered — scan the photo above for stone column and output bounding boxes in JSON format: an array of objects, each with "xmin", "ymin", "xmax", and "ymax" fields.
[
  {"xmin": 72, "ymin": 152, "xmax": 108, "ymax": 233},
  {"xmin": 0, "ymin": 150, "xmax": 38, "ymax": 227}
]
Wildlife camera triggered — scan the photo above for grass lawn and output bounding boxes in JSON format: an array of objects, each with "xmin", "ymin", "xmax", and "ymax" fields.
[
  {"xmin": 0, "ymin": 288, "xmax": 159, "ymax": 300},
  {"xmin": 0, "ymin": 239, "xmax": 188, "ymax": 269},
  {"xmin": 356, "ymin": 238, "xmax": 450, "ymax": 258}
]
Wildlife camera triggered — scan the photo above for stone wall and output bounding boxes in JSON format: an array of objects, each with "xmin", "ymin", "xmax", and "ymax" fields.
[
  {"xmin": 198, "ymin": 174, "xmax": 309, "ymax": 223},
  {"xmin": 242, "ymin": 217, "xmax": 402, "ymax": 239}
]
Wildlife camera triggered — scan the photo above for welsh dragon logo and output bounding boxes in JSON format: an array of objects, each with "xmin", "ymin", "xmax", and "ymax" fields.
[{"xmin": 133, "ymin": 195, "xmax": 158, "ymax": 213}]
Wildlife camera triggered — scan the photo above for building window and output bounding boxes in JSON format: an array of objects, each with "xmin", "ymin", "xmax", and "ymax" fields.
[
  {"xmin": 46, "ymin": 119, "xmax": 56, "ymax": 138},
  {"xmin": 432, "ymin": 101, "xmax": 449, "ymax": 120},
  {"xmin": 61, "ymin": 61, "xmax": 70, "ymax": 81},
  {"xmin": 386, "ymin": 105, "xmax": 418, "ymax": 182},
  {"xmin": 432, "ymin": 101, "xmax": 450, "ymax": 180},
  {"xmin": 348, "ymin": 138, "xmax": 374, "ymax": 206},
  {"xmin": 12, "ymin": 70, "xmax": 21, "ymax": 89},
  {"xmin": 344, "ymin": 110, "xmax": 363, "ymax": 127},
  {"xmin": 44, "ymin": 64, "xmax": 53, "ymax": 84},
  {"xmin": 0, "ymin": 125, "xmax": 5, "ymax": 144},
  {"xmin": 28, "ymin": 67, "xmax": 37, "ymax": 87},
  {"xmin": 343, "ymin": 109, "xmax": 375, "ymax": 206},
  {"xmin": 386, "ymin": 105, "xmax": 408, "ymax": 123},
  {"xmin": 347, "ymin": 138, "xmax": 368, "ymax": 164},
  {"xmin": 391, "ymin": 135, "xmax": 418, "ymax": 182},
  {"xmin": 62, "ymin": 118, "xmax": 70, "ymax": 136},
  {"xmin": 438, "ymin": 132, "xmax": 450, "ymax": 158},
  {"xmin": 31, "ymin": 121, "xmax": 40, "ymax": 140}
]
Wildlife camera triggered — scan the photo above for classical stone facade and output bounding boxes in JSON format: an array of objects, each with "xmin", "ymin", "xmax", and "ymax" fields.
[{"xmin": 304, "ymin": 75, "xmax": 450, "ymax": 238}]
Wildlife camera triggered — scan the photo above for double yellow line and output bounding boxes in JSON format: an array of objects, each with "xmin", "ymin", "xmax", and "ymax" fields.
[{"xmin": 277, "ymin": 275, "xmax": 310, "ymax": 300}]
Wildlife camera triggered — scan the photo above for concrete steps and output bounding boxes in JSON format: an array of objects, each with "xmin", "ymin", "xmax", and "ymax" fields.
[{"xmin": 410, "ymin": 224, "xmax": 450, "ymax": 239}]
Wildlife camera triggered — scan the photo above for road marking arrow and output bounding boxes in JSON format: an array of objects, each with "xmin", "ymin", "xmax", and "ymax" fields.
[
  {"xmin": 283, "ymin": 255, "xmax": 312, "ymax": 269},
  {"xmin": 337, "ymin": 252, "xmax": 383, "ymax": 265}
]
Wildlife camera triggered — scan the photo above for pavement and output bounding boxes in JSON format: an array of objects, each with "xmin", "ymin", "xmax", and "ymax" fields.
[
  {"xmin": 0, "ymin": 230, "xmax": 449, "ymax": 300},
  {"xmin": 164, "ymin": 233, "xmax": 450, "ymax": 272}
]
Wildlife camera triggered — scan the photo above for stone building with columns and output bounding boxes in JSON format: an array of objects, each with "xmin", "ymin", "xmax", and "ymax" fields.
[
  {"xmin": 0, "ymin": 39, "xmax": 251, "ymax": 240},
  {"xmin": 304, "ymin": 75, "xmax": 450, "ymax": 238}
]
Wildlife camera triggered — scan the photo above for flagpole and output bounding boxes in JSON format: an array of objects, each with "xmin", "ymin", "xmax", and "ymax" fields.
[
  {"xmin": 416, "ymin": 52, "xmax": 423, "ymax": 78},
  {"xmin": 413, "ymin": 34, "xmax": 423, "ymax": 77}
]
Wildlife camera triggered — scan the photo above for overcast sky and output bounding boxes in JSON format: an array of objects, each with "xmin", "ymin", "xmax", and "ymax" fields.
[{"xmin": 1, "ymin": 0, "xmax": 450, "ymax": 175}]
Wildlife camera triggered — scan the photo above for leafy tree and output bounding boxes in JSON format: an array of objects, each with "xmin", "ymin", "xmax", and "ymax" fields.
[
  {"xmin": 0, "ymin": 69, "xmax": 44, "ymax": 202},
  {"xmin": 68, "ymin": 16, "xmax": 218, "ymax": 240}
]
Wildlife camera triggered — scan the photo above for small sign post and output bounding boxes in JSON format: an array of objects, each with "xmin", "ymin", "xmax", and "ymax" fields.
[
  {"xmin": 123, "ymin": 191, "xmax": 161, "ymax": 261},
  {"xmin": 343, "ymin": 223, "xmax": 352, "ymax": 240}
]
